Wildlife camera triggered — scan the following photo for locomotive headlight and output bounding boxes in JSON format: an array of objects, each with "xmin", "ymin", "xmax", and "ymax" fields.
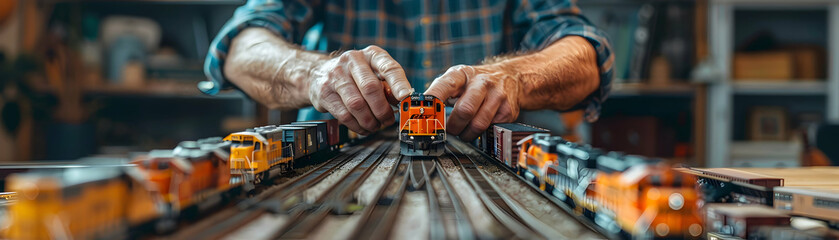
[
  {"xmin": 655, "ymin": 223, "xmax": 670, "ymax": 236},
  {"xmin": 668, "ymin": 193, "xmax": 684, "ymax": 210},
  {"xmin": 410, "ymin": 136, "xmax": 414, "ymax": 140},
  {"xmin": 430, "ymin": 136, "xmax": 435, "ymax": 140},
  {"xmin": 689, "ymin": 223, "xmax": 702, "ymax": 237}
]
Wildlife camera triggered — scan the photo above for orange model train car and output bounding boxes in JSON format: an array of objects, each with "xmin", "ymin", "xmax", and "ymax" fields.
[
  {"xmin": 591, "ymin": 154, "xmax": 703, "ymax": 239},
  {"xmin": 132, "ymin": 138, "xmax": 240, "ymax": 222},
  {"xmin": 399, "ymin": 93, "xmax": 446, "ymax": 156}
]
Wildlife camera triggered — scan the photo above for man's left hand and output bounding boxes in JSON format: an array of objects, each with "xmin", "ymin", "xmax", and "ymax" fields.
[{"xmin": 424, "ymin": 64, "xmax": 520, "ymax": 141}]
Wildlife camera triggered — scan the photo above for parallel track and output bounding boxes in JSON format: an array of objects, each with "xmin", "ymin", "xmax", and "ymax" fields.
[
  {"xmin": 167, "ymin": 141, "xmax": 374, "ymax": 239},
  {"xmin": 450, "ymin": 139, "xmax": 610, "ymax": 239},
  {"xmin": 426, "ymin": 156, "xmax": 475, "ymax": 239},
  {"xmin": 162, "ymin": 136, "xmax": 604, "ymax": 239},
  {"xmin": 350, "ymin": 155, "xmax": 411, "ymax": 239},
  {"xmin": 271, "ymin": 141, "xmax": 395, "ymax": 238},
  {"xmin": 446, "ymin": 144, "xmax": 541, "ymax": 239}
]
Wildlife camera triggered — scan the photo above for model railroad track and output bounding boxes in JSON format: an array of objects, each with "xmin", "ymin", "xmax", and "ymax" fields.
[
  {"xmin": 424, "ymin": 156, "xmax": 475, "ymax": 240},
  {"xmin": 166, "ymin": 141, "xmax": 376, "ymax": 239},
  {"xmin": 450, "ymin": 139, "xmax": 610, "ymax": 239},
  {"xmin": 445, "ymin": 144, "xmax": 543, "ymax": 239},
  {"xmin": 349, "ymin": 154, "xmax": 410, "ymax": 239},
  {"xmin": 270, "ymin": 141, "xmax": 396, "ymax": 238}
]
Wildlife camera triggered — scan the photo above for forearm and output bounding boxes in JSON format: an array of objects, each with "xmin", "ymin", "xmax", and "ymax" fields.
[
  {"xmin": 224, "ymin": 27, "xmax": 329, "ymax": 109},
  {"xmin": 485, "ymin": 36, "xmax": 600, "ymax": 111}
]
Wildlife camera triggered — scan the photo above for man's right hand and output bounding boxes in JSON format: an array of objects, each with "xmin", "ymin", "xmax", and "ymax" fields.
[{"xmin": 309, "ymin": 46, "xmax": 413, "ymax": 135}]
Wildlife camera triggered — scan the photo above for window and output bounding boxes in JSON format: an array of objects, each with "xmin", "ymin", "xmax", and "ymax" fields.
[
  {"xmin": 436, "ymin": 103, "xmax": 441, "ymax": 112},
  {"xmin": 403, "ymin": 102, "xmax": 409, "ymax": 112},
  {"xmin": 254, "ymin": 143, "xmax": 261, "ymax": 150}
]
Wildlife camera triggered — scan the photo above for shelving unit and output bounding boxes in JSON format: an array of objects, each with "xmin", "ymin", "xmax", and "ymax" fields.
[
  {"xmin": 731, "ymin": 81, "xmax": 827, "ymax": 95},
  {"xmin": 707, "ymin": 0, "xmax": 839, "ymax": 167},
  {"xmin": 610, "ymin": 82, "xmax": 699, "ymax": 97}
]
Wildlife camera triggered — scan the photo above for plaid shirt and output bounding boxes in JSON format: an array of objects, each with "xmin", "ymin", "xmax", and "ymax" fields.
[{"xmin": 201, "ymin": 0, "xmax": 613, "ymax": 121}]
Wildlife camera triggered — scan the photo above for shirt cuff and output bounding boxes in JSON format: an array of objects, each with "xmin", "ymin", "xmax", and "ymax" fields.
[
  {"xmin": 524, "ymin": 25, "xmax": 614, "ymax": 122},
  {"xmin": 200, "ymin": 13, "xmax": 295, "ymax": 95}
]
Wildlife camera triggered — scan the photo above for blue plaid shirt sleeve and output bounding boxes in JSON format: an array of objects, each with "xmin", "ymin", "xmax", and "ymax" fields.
[
  {"xmin": 514, "ymin": 0, "xmax": 614, "ymax": 122},
  {"xmin": 199, "ymin": 0, "xmax": 322, "ymax": 95}
]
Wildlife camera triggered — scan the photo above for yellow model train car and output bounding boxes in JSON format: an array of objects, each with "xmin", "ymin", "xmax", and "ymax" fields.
[
  {"xmin": 224, "ymin": 126, "xmax": 290, "ymax": 188},
  {"xmin": 4, "ymin": 167, "xmax": 162, "ymax": 239}
]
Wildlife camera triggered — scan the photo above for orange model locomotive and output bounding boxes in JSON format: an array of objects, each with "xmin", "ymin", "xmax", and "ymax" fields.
[{"xmin": 399, "ymin": 93, "xmax": 446, "ymax": 156}]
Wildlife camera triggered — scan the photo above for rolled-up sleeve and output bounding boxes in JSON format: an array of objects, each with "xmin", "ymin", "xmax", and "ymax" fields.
[
  {"xmin": 514, "ymin": 0, "xmax": 614, "ymax": 122},
  {"xmin": 200, "ymin": 0, "xmax": 322, "ymax": 95}
]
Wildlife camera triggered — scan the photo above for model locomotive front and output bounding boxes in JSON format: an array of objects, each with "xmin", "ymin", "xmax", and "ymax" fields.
[{"xmin": 399, "ymin": 93, "xmax": 446, "ymax": 156}]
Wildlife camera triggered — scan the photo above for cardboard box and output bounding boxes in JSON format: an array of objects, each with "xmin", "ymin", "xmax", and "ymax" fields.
[{"xmin": 733, "ymin": 51, "xmax": 794, "ymax": 80}]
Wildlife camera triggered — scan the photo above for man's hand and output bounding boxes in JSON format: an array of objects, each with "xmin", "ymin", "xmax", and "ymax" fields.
[
  {"xmin": 425, "ymin": 65, "xmax": 521, "ymax": 141},
  {"xmin": 224, "ymin": 29, "xmax": 412, "ymax": 135},
  {"xmin": 424, "ymin": 36, "xmax": 600, "ymax": 141},
  {"xmin": 309, "ymin": 46, "xmax": 413, "ymax": 135}
]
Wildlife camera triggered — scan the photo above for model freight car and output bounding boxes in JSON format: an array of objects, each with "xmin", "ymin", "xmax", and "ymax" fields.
[
  {"xmin": 774, "ymin": 186, "xmax": 839, "ymax": 228},
  {"xmin": 399, "ymin": 93, "xmax": 446, "ymax": 156},
  {"xmin": 683, "ymin": 167, "xmax": 781, "ymax": 205},
  {"xmin": 704, "ymin": 204, "xmax": 790, "ymax": 239},
  {"xmin": 493, "ymin": 123, "xmax": 549, "ymax": 168}
]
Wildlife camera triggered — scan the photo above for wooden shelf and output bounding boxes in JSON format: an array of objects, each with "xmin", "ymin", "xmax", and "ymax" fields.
[
  {"xmin": 610, "ymin": 82, "xmax": 698, "ymax": 97},
  {"xmin": 731, "ymin": 80, "xmax": 827, "ymax": 95},
  {"xmin": 33, "ymin": 81, "xmax": 244, "ymax": 99},
  {"xmin": 42, "ymin": 0, "xmax": 245, "ymax": 4}
]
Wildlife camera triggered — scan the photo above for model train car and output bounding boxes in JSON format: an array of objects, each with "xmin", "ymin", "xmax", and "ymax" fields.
[
  {"xmin": 472, "ymin": 123, "xmax": 703, "ymax": 239},
  {"xmin": 774, "ymin": 186, "xmax": 839, "ymax": 228},
  {"xmin": 4, "ymin": 119, "xmax": 367, "ymax": 239},
  {"xmin": 704, "ymin": 204, "xmax": 790, "ymax": 239},
  {"xmin": 399, "ymin": 93, "xmax": 446, "ymax": 156}
]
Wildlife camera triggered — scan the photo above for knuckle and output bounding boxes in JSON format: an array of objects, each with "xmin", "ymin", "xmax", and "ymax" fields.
[
  {"xmin": 360, "ymin": 80, "xmax": 381, "ymax": 95},
  {"xmin": 379, "ymin": 61, "xmax": 402, "ymax": 74},
  {"xmin": 335, "ymin": 111, "xmax": 352, "ymax": 123},
  {"xmin": 374, "ymin": 108, "xmax": 391, "ymax": 121},
  {"xmin": 453, "ymin": 104, "xmax": 477, "ymax": 119},
  {"xmin": 347, "ymin": 97, "xmax": 367, "ymax": 112},
  {"xmin": 472, "ymin": 117, "xmax": 491, "ymax": 131},
  {"xmin": 348, "ymin": 50, "xmax": 363, "ymax": 58},
  {"xmin": 363, "ymin": 45, "xmax": 383, "ymax": 52}
]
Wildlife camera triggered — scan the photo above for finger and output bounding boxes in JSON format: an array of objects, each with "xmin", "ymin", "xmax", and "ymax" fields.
[
  {"xmin": 333, "ymin": 72, "xmax": 381, "ymax": 133},
  {"xmin": 461, "ymin": 91, "xmax": 502, "ymax": 141},
  {"xmin": 348, "ymin": 51, "xmax": 396, "ymax": 126},
  {"xmin": 447, "ymin": 76, "xmax": 488, "ymax": 136},
  {"xmin": 321, "ymin": 91, "xmax": 369, "ymax": 135},
  {"xmin": 363, "ymin": 46, "xmax": 413, "ymax": 100},
  {"xmin": 424, "ymin": 65, "xmax": 469, "ymax": 102},
  {"xmin": 492, "ymin": 98, "xmax": 517, "ymax": 123}
]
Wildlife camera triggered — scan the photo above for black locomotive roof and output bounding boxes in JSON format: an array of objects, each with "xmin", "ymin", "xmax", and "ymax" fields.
[{"xmin": 532, "ymin": 133, "xmax": 564, "ymax": 153}]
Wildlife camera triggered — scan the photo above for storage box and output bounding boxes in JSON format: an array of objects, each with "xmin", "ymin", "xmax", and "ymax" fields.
[{"xmin": 733, "ymin": 51, "xmax": 794, "ymax": 80}]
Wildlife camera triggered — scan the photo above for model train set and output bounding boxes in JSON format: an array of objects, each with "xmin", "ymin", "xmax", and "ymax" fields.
[{"xmin": 1, "ymin": 94, "xmax": 839, "ymax": 239}]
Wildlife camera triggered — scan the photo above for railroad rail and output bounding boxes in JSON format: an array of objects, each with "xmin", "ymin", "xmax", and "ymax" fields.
[
  {"xmin": 448, "ymin": 139, "xmax": 607, "ymax": 239},
  {"xmin": 167, "ymin": 141, "xmax": 374, "ymax": 239},
  {"xmin": 157, "ymin": 136, "xmax": 602, "ymax": 239}
]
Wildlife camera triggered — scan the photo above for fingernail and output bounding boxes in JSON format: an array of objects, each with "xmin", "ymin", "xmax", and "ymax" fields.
[{"xmin": 398, "ymin": 89, "xmax": 412, "ymax": 99}]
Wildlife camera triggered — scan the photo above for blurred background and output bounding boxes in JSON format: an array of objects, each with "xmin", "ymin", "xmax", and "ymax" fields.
[{"xmin": 0, "ymin": 0, "xmax": 836, "ymax": 168}]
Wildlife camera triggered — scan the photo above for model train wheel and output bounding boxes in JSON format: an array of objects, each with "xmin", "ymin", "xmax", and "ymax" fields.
[
  {"xmin": 155, "ymin": 216, "xmax": 177, "ymax": 234},
  {"xmin": 253, "ymin": 173, "xmax": 263, "ymax": 185}
]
